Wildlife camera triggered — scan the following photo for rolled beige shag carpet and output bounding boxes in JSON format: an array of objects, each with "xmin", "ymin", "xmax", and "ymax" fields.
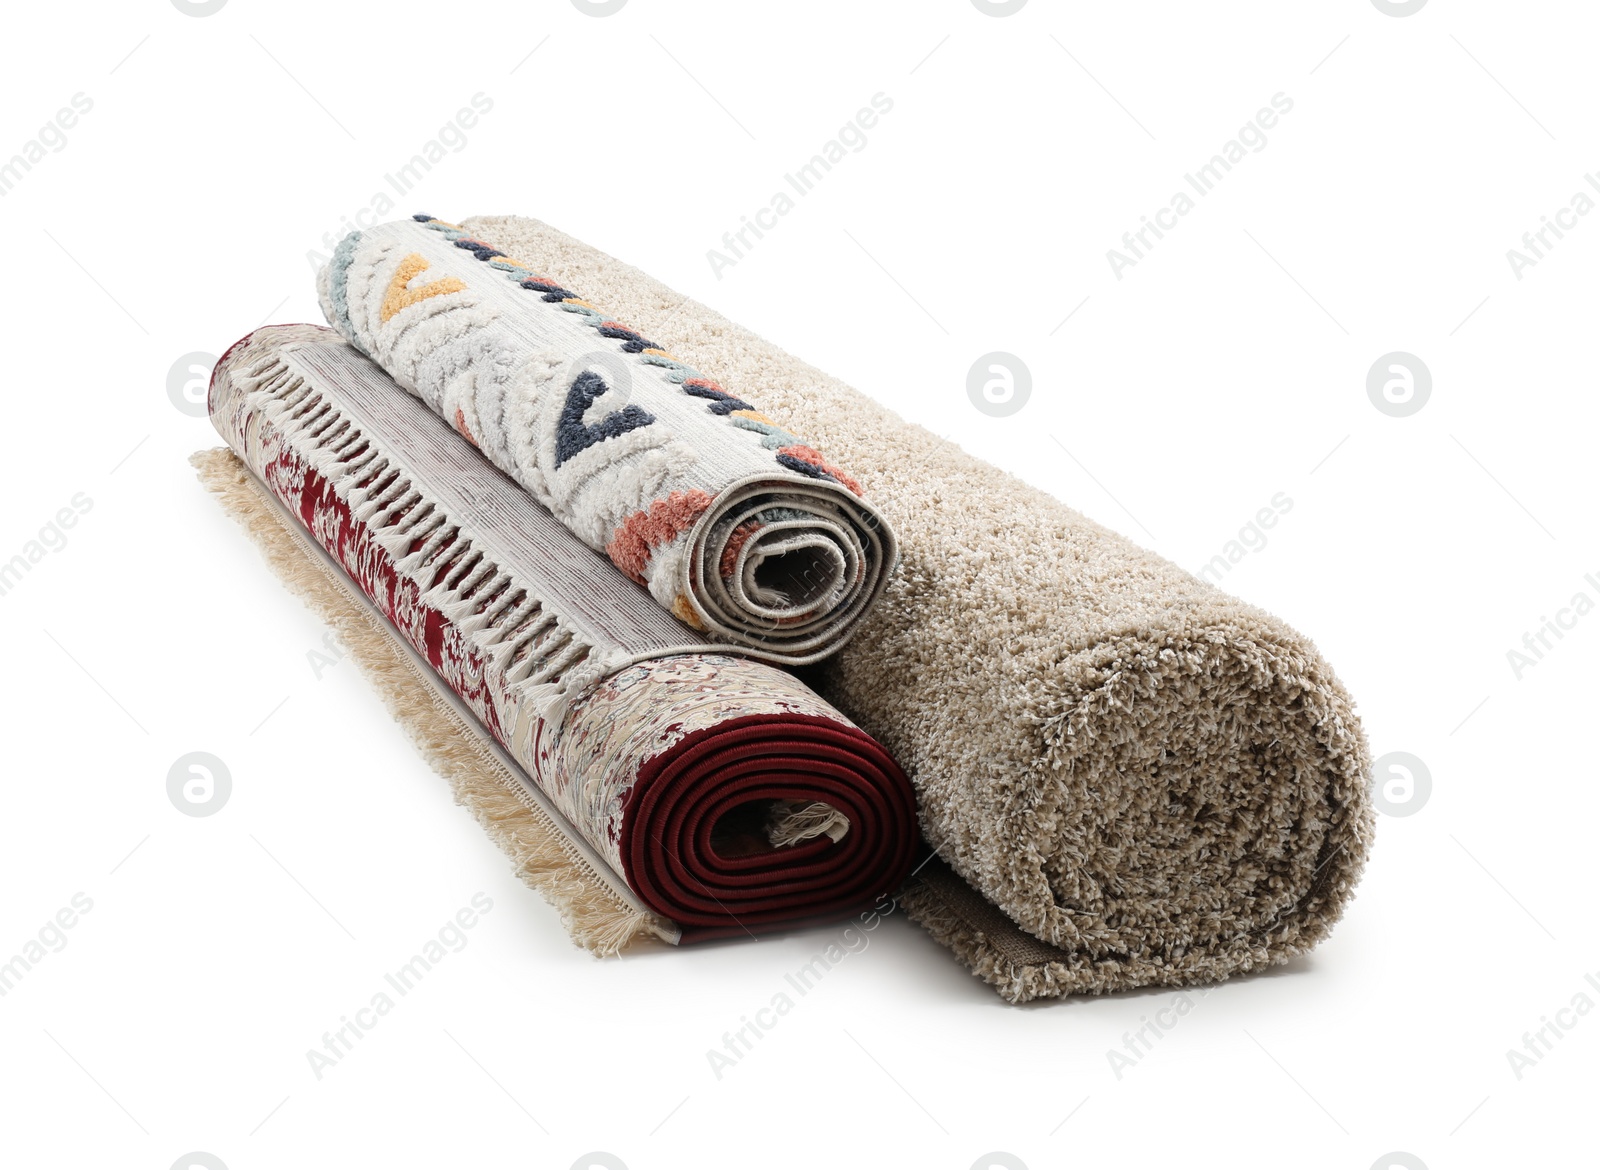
[{"xmin": 459, "ymin": 215, "xmax": 1375, "ymax": 1004}]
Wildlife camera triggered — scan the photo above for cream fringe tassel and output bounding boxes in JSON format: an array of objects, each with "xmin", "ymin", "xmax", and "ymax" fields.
[{"xmin": 191, "ymin": 447, "xmax": 670, "ymax": 956}]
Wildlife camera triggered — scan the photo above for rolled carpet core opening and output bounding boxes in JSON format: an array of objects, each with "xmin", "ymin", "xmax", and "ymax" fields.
[
  {"xmin": 746, "ymin": 537, "xmax": 845, "ymax": 612},
  {"xmin": 687, "ymin": 481, "xmax": 884, "ymax": 654},
  {"xmin": 708, "ymin": 799, "xmax": 850, "ymax": 856}
]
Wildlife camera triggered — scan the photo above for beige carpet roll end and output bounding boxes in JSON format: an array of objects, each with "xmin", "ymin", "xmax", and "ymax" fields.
[
  {"xmin": 825, "ymin": 478, "xmax": 1375, "ymax": 1003},
  {"xmin": 895, "ymin": 614, "xmax": 1373, "ymax": 1003}
]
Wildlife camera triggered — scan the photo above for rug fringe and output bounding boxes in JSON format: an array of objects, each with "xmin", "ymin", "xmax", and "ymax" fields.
[
  {"xmin": 767, "ymin": 799, "xmax": 850, "ymax": 847},
  {"xmin": 216, "ymin": 335, "xmax": 622, "ymax": 726},
  {"xmin": 190, "ymin": 447, "xmax": 667, "ymax": 956}
]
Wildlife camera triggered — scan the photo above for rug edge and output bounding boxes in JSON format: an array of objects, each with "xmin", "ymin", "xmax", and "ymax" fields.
[{"xmin": 189, "ymin": 446, "xmax": 668, "ymax": 956}]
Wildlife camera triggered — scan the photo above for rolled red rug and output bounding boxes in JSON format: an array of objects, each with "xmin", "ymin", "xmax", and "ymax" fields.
[
  {"xmin": 203, "ymin": 324, "xmax": 917, "ymax": 945},
  {"xmin": 622, "ymin": 714, "xmax": 913, "ymax": 934}
]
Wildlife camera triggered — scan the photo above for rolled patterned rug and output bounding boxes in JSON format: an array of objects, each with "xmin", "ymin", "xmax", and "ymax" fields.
[
  {"xmin": 449, "ymin": 215, "xmax": 1377, "ymax": 1003},
  {"xmin": 315, "ymin": 215, "xmax": 894, "ymax": 664},
  {"xmin": 201, "ymin": 324, "xmax": 917, "ymax": 943}
]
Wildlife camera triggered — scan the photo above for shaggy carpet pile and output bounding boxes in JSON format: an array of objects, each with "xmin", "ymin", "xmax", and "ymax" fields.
[{"xmin": 461, "ymin": 215, "xmax": 1375, "ymax": 1002}]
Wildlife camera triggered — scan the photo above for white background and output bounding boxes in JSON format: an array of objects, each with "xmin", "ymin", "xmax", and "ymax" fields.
[{"xmin": 1, "ymin": 1, "xmax": 1595, "ymax": 1167}]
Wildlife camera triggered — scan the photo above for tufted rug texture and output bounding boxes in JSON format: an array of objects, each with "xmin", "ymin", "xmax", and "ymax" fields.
[{"xmin": 456, "ymin": 214, "xmax": 1376, "ymax": 1003}]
